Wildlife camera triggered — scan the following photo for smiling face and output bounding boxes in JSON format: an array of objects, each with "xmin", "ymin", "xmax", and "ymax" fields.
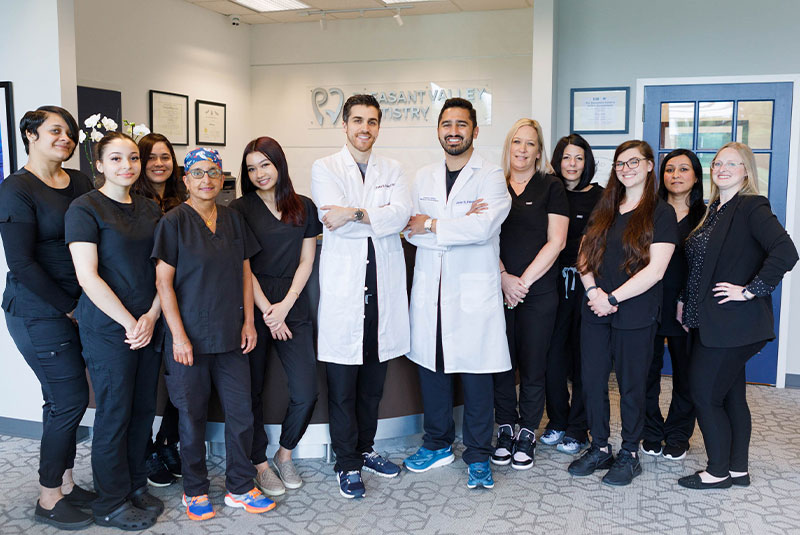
[
  {"xmin": 246, "ymin": 151, "xmax": 278, "ymax": 193},
  {"xmin": 662, "ymin": 154, "xmax": 697, "ymax": 196},
  {"xmin": 344, "ymin": 104, "xmax": 380, "ymax": 155},
  {"xmin": 712, "ymin": 147, "xmax": 747, "ymax": 194},
  {"xmin": 508, "ymin": 125, "xmax": 540, "ymax": 176},
  {"xmin": 145, "ymin": 141, "xmax": 174, "ymax": 184},
  {"xmin": 27, "ymin": 112, "xmax": 75, "ymax": 163},
  {"xmin": 438, "ymin": 107, "xmax": 477, "ymax": 156},
  {"xmin": 183, "ymin": 160, "xmax": 223, "ymax": 201},
  {"xmin": 560, "ymin": 143, "xmax": 585, "ymax": 186},
  {"xmin": 615, "ymin": 147, "xmax": 653, "ymax": 190},
  {"xmin": 95, "ymin": 138, "xmax": 140, "ymax": 189}
]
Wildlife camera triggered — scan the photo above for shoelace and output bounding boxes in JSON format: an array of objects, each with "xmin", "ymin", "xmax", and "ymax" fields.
[
  {"xmin": 245, "ymin": 488, "xmax": 262, "ymax": 500},
  {"xmin": 364, "ymin": 451, "xmax": 381, "ymax": 461},
  {"xmin": 188, "ymin": 495, "xmax": 210, "ymax": 506}
]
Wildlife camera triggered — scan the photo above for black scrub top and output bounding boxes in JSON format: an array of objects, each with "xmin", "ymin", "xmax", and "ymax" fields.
[
  {"xmin": 151, "ymin": 202, "xmax": 260, "ymax": 354},
  {"xmin": 0, "ymin": 168, "xmax": 93, "ymax": 317},
  {"xmin": 658, "ymin": 213, "xmax": 697, "ymax": 337},
  {"xmin": 500, "ymin": 172, "xmax": 569, "ymax": 295},
  {"xmin": 559, "ymin": 184, "xmax": 604, "ymax": 268},
  {"xmin": 229, "ymin": 193, "xmax": 321, "ymax": 283},
  {"xmin": 583, "ymin": 198, "xmax": 679, "ymax": 329},
  {"xmin": 65, "ymin": 190, "xmax": 162, "ymax": 333}
]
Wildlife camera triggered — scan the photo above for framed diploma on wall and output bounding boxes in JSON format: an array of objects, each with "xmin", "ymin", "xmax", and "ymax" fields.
[
  {"xmin": 0, "ymin": 81, "xmax": 17, "ymax": 180},
  {"xmin": 570, "ymin": 87, "xmax": 630, "ymax": 135},
  {"xmin": 149, "ymin": 90, "xmax": 189, "ymax": 146},
  {"xmin": 195, "ymin": 100, "xmax": 226, "ymax": 146}
]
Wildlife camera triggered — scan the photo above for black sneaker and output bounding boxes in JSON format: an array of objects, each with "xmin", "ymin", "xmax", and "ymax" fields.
[
  {"xmin": 62, "ymin": 484, "xmax": 97, "ymax": 509},
  {"xmin": 602, "ymin": 449, "xmax": 642, "ymax": 486},
  {"xmin": 511, "ymin": 428, "xmax": 536, "ymax": 470},
  {"xmin": 491, "ymin": 424, "xmax": 515, "ymax": 466},
  {"xmin": 156, "ymin": 442, "xmax": 182, "ymax": 477},
  {"xmin": 640, "ymin": 440, "xmax": 663, "ymax": 456},
  {"xmin": 568, "ymin": 444, "xmax": 614, "ymax": 476},
  {"xmin": 146, "ymin": 451, "xmax": 176, "ymax": 487},
  {"xmin": 662, "ymin": 443, "xmax": 688, "ymax": 460},
  {"xmin": 35, "ymin": 499, "xmax": 93, "ymax": 530}
]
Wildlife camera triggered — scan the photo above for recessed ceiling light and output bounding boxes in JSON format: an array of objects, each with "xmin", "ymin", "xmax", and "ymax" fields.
[{"xmin": 232, "ymin": 0, "xmax": 310, "ymax": 12}]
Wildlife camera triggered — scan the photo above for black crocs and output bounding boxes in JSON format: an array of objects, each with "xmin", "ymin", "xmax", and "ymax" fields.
[
  {"xmin": 63, "ymin": 484, "xmax": 98, "ymax": 508},
  {"xmin": 94, "ymin": 501, "xmax": 157, "ymax": 531},
  {"xmin": 130, "ymin": 486, "xmax": 165, "ymax": 516},
  {"xmin": 35, "ymin": 499, "xmax": 94, "ymax": 530}
]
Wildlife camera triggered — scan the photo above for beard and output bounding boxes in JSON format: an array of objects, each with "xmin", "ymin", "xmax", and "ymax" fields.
[{"xmin": 439, "ymin": 134, "xmax": 473, "ymax": 156}]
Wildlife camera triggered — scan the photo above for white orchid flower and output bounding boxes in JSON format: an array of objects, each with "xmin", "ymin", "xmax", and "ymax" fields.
[
  {"xmin": 132, "ymin": 124, "xmax": 151, "ymax": 137},
  {"xmin": 79, "ymin": 130, "xmax": 87, "ymax": 144},
  {"xmin": 90, "ymin": 129, "xmax": 103, "ymax": 142},
  {"xmin": 84, "ymin": 113, "xmax": 102, "ymax": 129},
  {"xmin": 101, "ymin": 117, "xmax": 118, "ymax": 131}
]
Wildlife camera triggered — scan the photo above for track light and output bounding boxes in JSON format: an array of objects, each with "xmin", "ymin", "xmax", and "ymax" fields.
[
  {"xmin": 319, "ymin": 14, "xmax": 327, "ymax": 30},
  {"xmin": 393, "ymin": 10, "xmax": 403, "ymax": 26}
]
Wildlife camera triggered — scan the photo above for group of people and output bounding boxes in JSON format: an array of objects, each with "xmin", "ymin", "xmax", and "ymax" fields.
[{"xmin": 1, "ymin": 94, "xmax": 795, "ymax": 531}]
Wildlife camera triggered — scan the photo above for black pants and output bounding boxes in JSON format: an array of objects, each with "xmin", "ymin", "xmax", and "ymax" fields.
[
  {"xmin": 250, "ymin": 278, "xmax": 318, "ymax": 463},
  {"xmin": 494, "ymin": 290, "xmax": 558, "ymax": 431},
  {"xmin": 164, "ymin": 348, "xmax": 256, "ymax": 496},
  {"xmin": 326, "ymin": 239, "xmax": 388, "ymax": 473},
  {"xmin": 5, "ymin": 313, "xmax": 89, "ymax": 488},
  {"xmin": 641, "ymin": 334, "xmax": 695, "ymax": 448},
  {"xmin": 581, "ymin": 321, "xmax": 657, "ymax": 453},
  {"xmin": 82, "ymin": 326, "xmax": 160, "ymax": 515},
  {"xmin": 153, "ymin": 397, "xmax": 180, "ymax": 446},
  {"xmin": 544, "ymin": 268, "xmax": 588, "ymax": 441},
  {"xmin": 689, "ymin": 333, "xmax": 765, "ymax": 477},
  {"xmin": 418, "ymin": 305, "xmax": 494, "ymax": 465}
]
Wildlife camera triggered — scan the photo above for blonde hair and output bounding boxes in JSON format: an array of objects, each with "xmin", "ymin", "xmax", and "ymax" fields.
[{"xmin": 501, "ymin": 118, "xmax": 554, "ymax": 180}]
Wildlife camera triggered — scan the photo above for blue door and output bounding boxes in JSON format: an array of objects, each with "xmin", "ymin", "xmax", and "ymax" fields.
[{"xmin": 643, "ymin": 82, "xmax": 793, "ymax": 385}]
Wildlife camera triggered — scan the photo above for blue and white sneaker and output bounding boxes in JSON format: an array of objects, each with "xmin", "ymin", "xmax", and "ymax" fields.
[
  {"xmin": 362, "ymin": 450, "xmax": 401, "ymax": 478},
  {"xmin": 539, "ymin": 429, "xmax": 565, "ymax": 446},
  {"xmin": 337, "ymin": 470, "xmax": 366, "ymax": 499},
  {"xmin": 557, "ymin": 436, "xmax": 589, "ymax": 455},
  {"xmin": 467, "ymin": 461, "xmax": 494, "ymax": 489},
  {"xmin": 403, "ymin": 446, "xmax": 455, "ymax": 473}
]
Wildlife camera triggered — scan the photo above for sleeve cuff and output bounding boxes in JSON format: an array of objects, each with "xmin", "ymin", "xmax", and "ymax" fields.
[{"xmin": 745, "ymin": 276, "xmax": 775, "ymax": 298}]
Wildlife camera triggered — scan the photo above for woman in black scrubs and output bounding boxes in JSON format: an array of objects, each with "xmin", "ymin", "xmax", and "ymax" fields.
[
  {"xmin": 492, "ymin": 118, "xmax": 569, "ymax": 470},
  {"xmin": 152, "ymin": 148, "xmax": 275, "ymax": 520},
  {"xmin": 678, "ymin": 142, "xmax": 797, "ymax": 489},
  {"xmin": 230, "ymin": 136, "xmax": 321, "ymax": 496},
  {"xmin": 66, "ymin": 132, "xmax": 163, "ymax": 530},
  {"xmin": 540, "ymin": 134, "xmax": 603, "ymax": 455},
  {"xmin": 569, "ymin": 140, "xmax": 677, "ymax": 487},
  {"xmin": 0, "ymin": 106, "xmax": 95, "ymax": 529},
  {"xmin": 639, "ymin": 149, "xmax": 704, "ymax": 461},
  {"xmin": 133, "ymin": 133, "xmax": 186, "ymax": 486}
]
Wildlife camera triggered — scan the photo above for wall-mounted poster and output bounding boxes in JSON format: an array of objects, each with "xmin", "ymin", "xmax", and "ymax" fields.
[
  {"xmin": 571, "ymin": 87, "xmax": 630, "ymax": 135},
  {"xmin": 150, "ymin": 90, "xmax": 189, "ymax": 146},
  {"xmin": 196, "ymin": 100, "xmax": 226, "ymax": 146},
  {"xmin": 592, "ymin": 147, "xmax": 616, "ymax": 187},
  {"xmin": 77, "ymin": 86, "xmax": 122, "ymax": 179},
  {"xmin": 0, "ymin": 82, "xmax": 18, "ymax": 180}
]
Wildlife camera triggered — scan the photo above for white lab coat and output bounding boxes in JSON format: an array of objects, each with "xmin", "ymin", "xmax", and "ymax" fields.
[
  {"xmin": 406, "ymin": 152, "xmax": 512, "ymax": 374},
  {"xmin": 311, "ymin": 146, "xmax": 411, "ymax": 365}
]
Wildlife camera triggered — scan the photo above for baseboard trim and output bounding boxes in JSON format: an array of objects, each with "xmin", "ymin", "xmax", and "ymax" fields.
[
  {"xmin": 784, "ymin": 374, "xmax": 800, "ymax": 388},
  {"xmin": 0, "ymin": 417, "xmax": 91, "ymax": 442}
]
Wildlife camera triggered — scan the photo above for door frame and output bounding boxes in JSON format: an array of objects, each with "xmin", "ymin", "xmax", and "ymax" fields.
[{"xmin": 635, "ymin": 74, "xmax": 800, "ymax": 388}]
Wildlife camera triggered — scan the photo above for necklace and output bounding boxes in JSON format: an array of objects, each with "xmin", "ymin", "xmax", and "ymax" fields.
[
  {"xmin": 187, "ymin": 199, "xmax": 217, "ymax": 228},
  {"xmin": 511, "ymin": 175, "xmax": 532, "ymax": 185}
]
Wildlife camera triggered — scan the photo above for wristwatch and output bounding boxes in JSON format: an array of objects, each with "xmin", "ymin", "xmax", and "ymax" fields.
[
  {"xmin": 354, "ymin": 208, "xmax": 365, "ymax": 222},
  {"xmin": 607, "ymin": 293, "xmax": 619, "ymax": 306},
  {"xmin": 423, "ymin": 218, "xmax": 433, "ymax": 233}
]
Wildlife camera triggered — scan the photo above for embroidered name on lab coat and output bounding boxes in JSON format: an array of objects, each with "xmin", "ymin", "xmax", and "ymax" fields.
[
  {"xmin": 420, "ymin": 196, "xmax": 439, "ymax": 202},
  {"xmin": 375, "ymin": 183, "xmax": 395, "ymax": 189},
  {"xmin": 455, "ymin": 200, "xmax": 476, "ymax": 206}
]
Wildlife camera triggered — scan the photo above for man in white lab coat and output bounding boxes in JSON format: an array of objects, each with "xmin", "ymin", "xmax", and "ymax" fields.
[
  {"xmin": 311, "ymin": 94, "xmax": 411, "ymax": 499},
  {"xmin": 403, "ymin": 98, "xmax": 512, "ymax": 489}
]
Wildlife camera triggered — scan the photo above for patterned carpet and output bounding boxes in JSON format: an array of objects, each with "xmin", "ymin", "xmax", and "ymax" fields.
[{"xmin": 1, "ymin": 377, "xmax": 799, "ymax": 535}]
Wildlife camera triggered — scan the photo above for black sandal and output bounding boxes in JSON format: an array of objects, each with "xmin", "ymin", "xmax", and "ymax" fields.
[
  {"xmin": 35, "ymin": 499, "xmax": 94, "ymax": 530},
  {"xmin": 63, "ymin": 484, "xmax": 98, "ymax": 508},
  {"xmin": 95, "ymin": 501, "xmax": 157, "ymax": 531},
  {"xmin": 130, "ymin": 486, "xmax": 165, "ymax": 516}
]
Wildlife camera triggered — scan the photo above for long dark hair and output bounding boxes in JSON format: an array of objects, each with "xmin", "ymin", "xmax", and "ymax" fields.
[
  {"xmin": 579, "ymin": 140, "xmax": 658, "ymax": 277},
  {"xmin": 551, "ymin": 133, "xmax": 596, "ymax": 190},
  {"xmin": 239, "ymin": 137, "xmax": 305, "ymax": 226},
  {"xmin": 132, "ymin": 133, "xmax": 186, "ymax": 212},
  {"xmin": 657, "ymin": 148, "xmax": 705, "ymax": 227}
]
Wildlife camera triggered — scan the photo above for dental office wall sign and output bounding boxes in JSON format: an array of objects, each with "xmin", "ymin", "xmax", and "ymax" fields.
[{"xmin": 310, "ymin": 81, "xmax": 492, "ymax": 129}]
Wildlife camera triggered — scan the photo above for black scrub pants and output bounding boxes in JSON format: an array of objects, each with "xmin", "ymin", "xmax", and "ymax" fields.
[
  {"xmin": 581, "ymin": 320, "xmax": 657, "ymax": 453},
  {"xmin": 418, "ymin": 305, "xmax": 494, "ymax": 465},
  {"xmin": 152, "ymin": 398, "xmax": 180, "ymax": 446},
  {"xmin": 250, "ymin": 278, "xmax": 318, "ymax": 464},
  {"xmin": 689, "ymin": 333, "xmax": 765, "ymax": 478},
  {"xmin": 544, "ymin": 268, "xmax": 588, "ymax": 441},
  {"xmin": 81, "ymin": 326, "xmax": 160, "ymax": 515},
  {"xmin": 5, "ymin": 313, "xmax": 89, "ymax": 489},
  {"xmin": 326, "ymin": 239, "xmax": 388, "ymax": 473},
  {"xmin": 164, "ymin": 347, "xmax": 256, "ymax": 496},
  {"xmin": 494, "ymin": 290, "xmax": 558, "ymax": 432},
  {"xmin": 641, "ymin": 333, "xmax": 695, "ymax": 449}
]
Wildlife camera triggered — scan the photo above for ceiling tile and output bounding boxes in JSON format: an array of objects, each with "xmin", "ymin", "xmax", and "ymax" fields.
[
  {"xmin": 307, "ymin": 0, "xmax": 382, "ymax": 8},
  {"xmin": 237, "ymin": 13, "xmax": 276, "ymax": 23},
  {"xmin": 362, "ymin": 1, "xmax": 456, "ymax": 16},
  {"xmin": 197, "ymin": 1, "xmax": 258, "ymax": 15},
  {"xmin": 451, "ymin": 0, "xmax": 529, "ymax": 10}
]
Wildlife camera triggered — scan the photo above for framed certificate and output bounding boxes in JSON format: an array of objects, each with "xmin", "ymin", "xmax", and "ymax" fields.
[
  {"xmin": 0, "ymin": 82, "xmax": 17, "ymax": 180},
  {"xmin": 149, "ymin": 90, "xmax": 189, "ymax": 146},
  {"xmin": 195, "ymin": 100, "xmax": 226, "ymax": 146},
  {"xmin": 570, "ymin": 87, "xmax": 630, "ymax": 135}
]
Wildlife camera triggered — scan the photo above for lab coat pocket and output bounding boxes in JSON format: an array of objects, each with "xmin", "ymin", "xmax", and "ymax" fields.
[
  {"xmin": 459, "ymin": 273, "xmax": 499, "ymax": 313},
  {"xmin": 411, "ymin": 269, "xmax": 426, "ymax": 308}
]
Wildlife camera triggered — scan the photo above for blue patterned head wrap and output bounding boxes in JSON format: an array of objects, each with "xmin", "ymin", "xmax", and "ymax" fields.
[{"xmin": 184, "ymin": 147, "xmax": 222, "ymax": 172}]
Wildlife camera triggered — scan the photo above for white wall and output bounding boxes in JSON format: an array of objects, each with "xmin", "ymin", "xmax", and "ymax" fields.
[
  {"xmin": 249, "ymin": 9, "xmax": 533, "ymax": 196},
  {"xmin": 74, "ymin": 0, "xmax": 252, "ymax": 168}
]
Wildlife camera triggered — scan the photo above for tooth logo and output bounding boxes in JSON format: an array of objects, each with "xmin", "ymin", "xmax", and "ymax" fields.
[{"xmin": 312, "ymin": 87, "xmax": 344, "ymax": 127}]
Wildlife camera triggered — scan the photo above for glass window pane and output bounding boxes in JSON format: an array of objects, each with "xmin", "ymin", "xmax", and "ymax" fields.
[
  {"xmin": 753, "ymin": 153, "xmax": 771, "ymax": 196},
  {"xmin": 660, "ymin": 102, "xmax": 695, "ymax": 149},
  {"xmin": 698, "ymin": 101, "xmax": 733, "ymax": 150},
  {"xmin": 697, "ymin": 152, "xmax": 715, "ymax": 202},
  {"xmin": 737, "ymin": 101, "xmax": 773, "ymax": 150}
]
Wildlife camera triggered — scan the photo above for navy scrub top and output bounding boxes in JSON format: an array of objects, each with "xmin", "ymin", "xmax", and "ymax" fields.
[
  {"xmin": 151, "ymin": 202, "xmax": 261, "ymax": 354},
  {"xmin": 65, "ymin": 190, "xmax": 162, "ymax": 333}
]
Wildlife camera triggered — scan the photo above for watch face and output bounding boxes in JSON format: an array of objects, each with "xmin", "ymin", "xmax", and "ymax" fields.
[{"xmin": 355, "ymin": 209, "xmax": 364, "ymax": 221}]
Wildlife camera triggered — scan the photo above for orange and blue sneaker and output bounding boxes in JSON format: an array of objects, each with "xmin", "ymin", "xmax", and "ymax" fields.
[
  {"xmin": 182, "ymin": 494, "xmax": 215, "ymax": 521},
  {"xmin": 224, "ymin": 487, "xmax": 276, "ymax": 514}
]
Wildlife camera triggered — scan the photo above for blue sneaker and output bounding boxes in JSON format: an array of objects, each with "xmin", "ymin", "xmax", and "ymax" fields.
[
  {"xmin": 182, "ymin": 494, "xmax": 215, "ymax": 521},
  {"xmin": 362, "ymin": 450, "xmax": 401, "ymax": 478},
  {"xmin": 403, "ymin": 446, "xmax": 455, "ymax": 473},
  {"xmin": 224, "ymin": 488, "xmax": 276, "ymax": 514},
  {"xmin": 467, "ymin": 461, "xmax": 494, "ymax": 489},
  {"xmin": 337, "ymin": 470, "xmax": 366, "ymax": 499},
  {"xmin": 539, "ymin": 429, "xmax": 565, "ymax": 445},
  {"xmin": 557, "ymin": 436, "xmax": 589, "ymax": 455}
]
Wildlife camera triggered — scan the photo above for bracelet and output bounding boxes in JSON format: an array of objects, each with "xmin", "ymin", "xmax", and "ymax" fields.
[
  {"xmin": 288, "ymin": 289, "xmax": 300, "ymax": 298},
  {"xmin": 584, "ymin": 285, "xmax": 598, "ymax": 296},
  {"xmin": 173, "ymin": 340, "xmax": 188, "ymax": 347}
]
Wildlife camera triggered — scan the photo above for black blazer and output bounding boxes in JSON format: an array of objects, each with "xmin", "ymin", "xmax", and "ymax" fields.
[{"xmin": 696, "ymin": 194, "xmax": 798, "ymax": 348}]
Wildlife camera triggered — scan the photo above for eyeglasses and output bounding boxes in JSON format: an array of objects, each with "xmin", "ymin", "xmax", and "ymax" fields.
[
  {"xmin": 614, "ymin": 157, "xmax": 649, "ymax": 171},
  {"xmin": 188, "ymin": 168, "xmax": 223, "ymax": 179},
  {"xmin": 711, "ymin": 160, "xmax": 745, "ymax": 171}
]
